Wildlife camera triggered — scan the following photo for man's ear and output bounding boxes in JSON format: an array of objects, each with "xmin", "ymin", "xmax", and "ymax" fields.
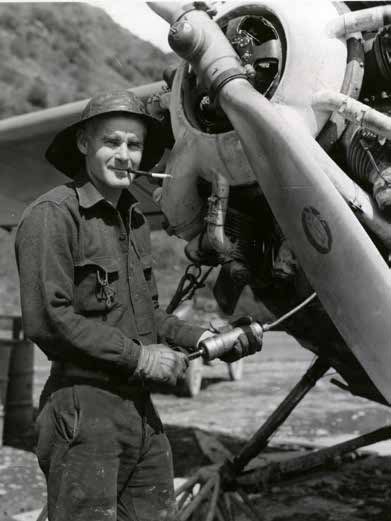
[{"xmin": 76, "ymin": 128, "xmax": 88, "ymax": 155}]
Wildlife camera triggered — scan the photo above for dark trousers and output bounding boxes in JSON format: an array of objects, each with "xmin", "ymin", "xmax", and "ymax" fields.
[{"xmin": 36, "ymin": 378, "xmax": 177, "ymax": 521}]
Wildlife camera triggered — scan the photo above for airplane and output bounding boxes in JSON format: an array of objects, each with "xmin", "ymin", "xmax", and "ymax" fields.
[{"xmin": 1, "ymin": 1, "xmax": 391, "ymax": 519}]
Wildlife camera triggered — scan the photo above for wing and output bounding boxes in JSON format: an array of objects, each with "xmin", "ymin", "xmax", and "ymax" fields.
[{"xmin": 0, "ymin": 81, "xmax": 166, "ymax": 229}]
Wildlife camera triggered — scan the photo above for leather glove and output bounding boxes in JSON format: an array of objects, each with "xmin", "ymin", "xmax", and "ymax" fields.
[
  {"xmin": 134, "ymin": 344, "xmax": 189, "ymax": 386},
  {"xmin": 209, "ymin": 316, "xmax": 263, "ymax": 363}
]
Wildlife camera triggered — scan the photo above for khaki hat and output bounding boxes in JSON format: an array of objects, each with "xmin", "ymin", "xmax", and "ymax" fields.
[{"xmin": 46, "ymin": 90, "xmax": 165, "ymax": 177}]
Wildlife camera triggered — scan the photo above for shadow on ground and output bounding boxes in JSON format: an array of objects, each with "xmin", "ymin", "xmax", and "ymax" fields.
[{"xmin": 2, "ymin": 421, "xmax": 391, "ymax": 521}]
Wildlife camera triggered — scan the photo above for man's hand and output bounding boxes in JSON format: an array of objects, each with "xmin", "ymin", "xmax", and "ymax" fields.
[
  {"xmin": 220, "ymin": 329, "xmax": 262, "ymax": 363},
  {"xmin": 134, "ymin": 344, "xmax": 189, "ymax": 386},
  {"xmin": 209, "ymin": 316, "xmax": 263, "ymax": 363}
]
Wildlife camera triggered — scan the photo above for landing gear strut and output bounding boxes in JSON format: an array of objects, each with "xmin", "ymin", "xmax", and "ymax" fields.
[{"xmin": 175, "ymin": 357, "xmax": 391, "ymax": 520}]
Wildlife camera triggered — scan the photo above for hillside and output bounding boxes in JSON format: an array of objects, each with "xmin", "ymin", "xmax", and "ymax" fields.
[{"xmin": 0, "ymin": 2, "xmax": 176, "ymax": 118}]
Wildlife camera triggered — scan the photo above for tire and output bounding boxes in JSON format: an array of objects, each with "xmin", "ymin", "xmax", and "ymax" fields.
[{"xmin": 227, "ymin": 359, "xmax": 243, "ymax": 381}]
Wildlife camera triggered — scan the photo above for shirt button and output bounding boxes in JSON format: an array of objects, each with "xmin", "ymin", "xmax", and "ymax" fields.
[{"xmin": 119, "ymin": 233, "xmax": 127, "ymax": 241}]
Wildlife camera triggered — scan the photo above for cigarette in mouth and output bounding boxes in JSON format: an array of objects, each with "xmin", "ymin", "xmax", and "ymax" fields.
[{"xmin": 131, "ymin": 169, "xmax": 172, "ymax": 179}]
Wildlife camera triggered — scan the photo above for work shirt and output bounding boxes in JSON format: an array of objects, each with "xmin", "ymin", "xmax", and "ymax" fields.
[{"xmin": 15, "ymin": 172, "xmax": 205, "ymax": 377}]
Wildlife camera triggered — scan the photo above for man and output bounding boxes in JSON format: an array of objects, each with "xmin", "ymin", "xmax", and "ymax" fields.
[{"xmin": 15, "ymin": 90, "xmax": 261, "ymax": 521}]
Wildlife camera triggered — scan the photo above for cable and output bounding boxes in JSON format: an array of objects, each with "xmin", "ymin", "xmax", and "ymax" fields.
[{"xmin": 263, "ymin": 292, "xmax": 317, "ymax": 331}]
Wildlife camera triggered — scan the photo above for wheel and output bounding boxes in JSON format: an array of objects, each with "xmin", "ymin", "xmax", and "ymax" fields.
[
  {"xmin": 227, "ymin": 359, "xmax": 243, "ymax": 381},
  {"xmin": 177, "ymin": 357, "xmax": 203, "ymax": 397}
]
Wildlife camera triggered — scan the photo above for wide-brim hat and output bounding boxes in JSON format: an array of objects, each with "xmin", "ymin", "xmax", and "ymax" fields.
[{"xmin": 46, "ymin": 90, "xmax": 166, "ymax": 177}]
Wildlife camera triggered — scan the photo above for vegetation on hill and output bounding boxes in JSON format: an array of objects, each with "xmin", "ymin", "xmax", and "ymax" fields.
[{"xmin": 0, "ymin": 2, "xmax": 176, "ymax": 119}]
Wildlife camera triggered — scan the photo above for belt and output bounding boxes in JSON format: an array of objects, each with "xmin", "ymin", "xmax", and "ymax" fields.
[{"xmin": 51, "ymin": 361, "xmax": 140, "ymax": 387}]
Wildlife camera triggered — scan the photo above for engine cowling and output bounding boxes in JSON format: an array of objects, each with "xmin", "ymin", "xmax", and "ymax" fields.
[{"xmin": 161, "ymin": 0, "xmax": 348, "ymax": 240}]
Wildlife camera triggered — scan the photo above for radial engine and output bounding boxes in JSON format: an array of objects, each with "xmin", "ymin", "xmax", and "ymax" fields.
[{"xmin": 151, "ymin": 0, "xmax": 391, "ymax": 313}]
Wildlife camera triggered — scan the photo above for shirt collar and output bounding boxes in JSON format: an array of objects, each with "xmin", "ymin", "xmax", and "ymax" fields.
[
  {"xmin": 118, "ymin": 187, "xmax": 139, "ymax": 211},
  {"xmin": 75, "ymin": 178, "xmax": 104, "ymax": 209},
  {"xmin": 74, "ymin": 172, "xmax": 139, "ymax": 210}
]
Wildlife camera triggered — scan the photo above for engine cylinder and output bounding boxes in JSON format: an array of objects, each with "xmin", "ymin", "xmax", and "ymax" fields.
[
  {"xmin": 363, "ymin": 26, "xmax": 391, "ymax": 93},
  {"xmin": 347, "ymin": 128, "xmax": 375, "ymax": 186},
  {"xmin": 345, "ymin": 107, "xmax": 391, "ymax": 211}
]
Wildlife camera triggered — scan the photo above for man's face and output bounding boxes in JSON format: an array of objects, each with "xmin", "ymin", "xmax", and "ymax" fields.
[{"xmin": 77, "ymin": 114, "xmax": 147, "ymax": 192}]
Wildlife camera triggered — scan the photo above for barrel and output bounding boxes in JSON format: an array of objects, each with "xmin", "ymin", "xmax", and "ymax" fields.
[
  {"xmin": 3, "ymin": 337, "xmax": 34, "ymax": 444},
  {"xmin": 0, "ymin": 338, "xmax": 12, "ymax": 446}
]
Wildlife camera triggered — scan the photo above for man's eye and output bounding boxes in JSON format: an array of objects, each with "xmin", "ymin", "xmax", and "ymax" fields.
[
  {"xmin": 128, "ymin": 142, "xmax": 143, "ymax": 150},
  {"xmin": 105, "ymin": 139, "xmax": 120, "ymax": 146}
]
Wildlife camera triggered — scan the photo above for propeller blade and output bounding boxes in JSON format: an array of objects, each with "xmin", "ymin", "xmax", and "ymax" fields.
[
  {"xmin": 218, "ymin": 80, "xmax": 391, "ymax": 404},
  {"xmin": 147, "ymin": 2, "xmax": 187, "ymax": 24}
]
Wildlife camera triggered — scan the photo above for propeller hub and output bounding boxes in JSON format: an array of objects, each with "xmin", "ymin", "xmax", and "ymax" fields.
[{"xmin": 168, "ymin": 20, "xmax": 202, "ymax": 59}]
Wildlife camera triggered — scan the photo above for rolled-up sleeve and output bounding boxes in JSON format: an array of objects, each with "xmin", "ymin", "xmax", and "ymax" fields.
[{"xmin": 15, "ymin": 201, "xmax": 141, "ymax": 371}]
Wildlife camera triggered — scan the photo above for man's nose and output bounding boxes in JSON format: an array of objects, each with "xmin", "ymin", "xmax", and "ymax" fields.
[{"xmin": 115, "ymin": 143, "xmax": 129, "ymax": 162}]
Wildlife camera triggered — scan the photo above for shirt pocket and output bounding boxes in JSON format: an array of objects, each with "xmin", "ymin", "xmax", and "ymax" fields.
[{"xmin": 74, "ymin": 257, "xmax": 120, "ymax": 315}]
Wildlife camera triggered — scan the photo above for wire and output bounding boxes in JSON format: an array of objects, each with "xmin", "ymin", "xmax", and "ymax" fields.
[{"xmin": 263, "ymin": 292, "xmax": 317, "ymax": 331}]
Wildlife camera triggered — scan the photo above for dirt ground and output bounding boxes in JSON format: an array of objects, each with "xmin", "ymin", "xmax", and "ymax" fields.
[
  {"xmin": 2, "ymin": 217, "xmax": 390, "ymax": 521},
  {"xmin": 159, "ymin": 331, "xmax": 391, "ymax": 521},
  {"xmin": 1, "ymin": 328, "xmax": 390, "ymax": 521}
]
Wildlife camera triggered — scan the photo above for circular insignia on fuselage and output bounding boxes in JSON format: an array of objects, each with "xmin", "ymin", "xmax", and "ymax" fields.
[{"xmin": 301, "ymin": 206, "xmax": 332, "ymax": 254}]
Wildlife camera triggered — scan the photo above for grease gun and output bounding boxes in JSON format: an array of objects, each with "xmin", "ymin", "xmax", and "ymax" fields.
[
  {"xmin": 186, "ymin": 293, "xmax": 318, "ymax": 362},
  {"xmin": 187, "ymin": 322, "xmax": 264, "ymax": 361}
]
